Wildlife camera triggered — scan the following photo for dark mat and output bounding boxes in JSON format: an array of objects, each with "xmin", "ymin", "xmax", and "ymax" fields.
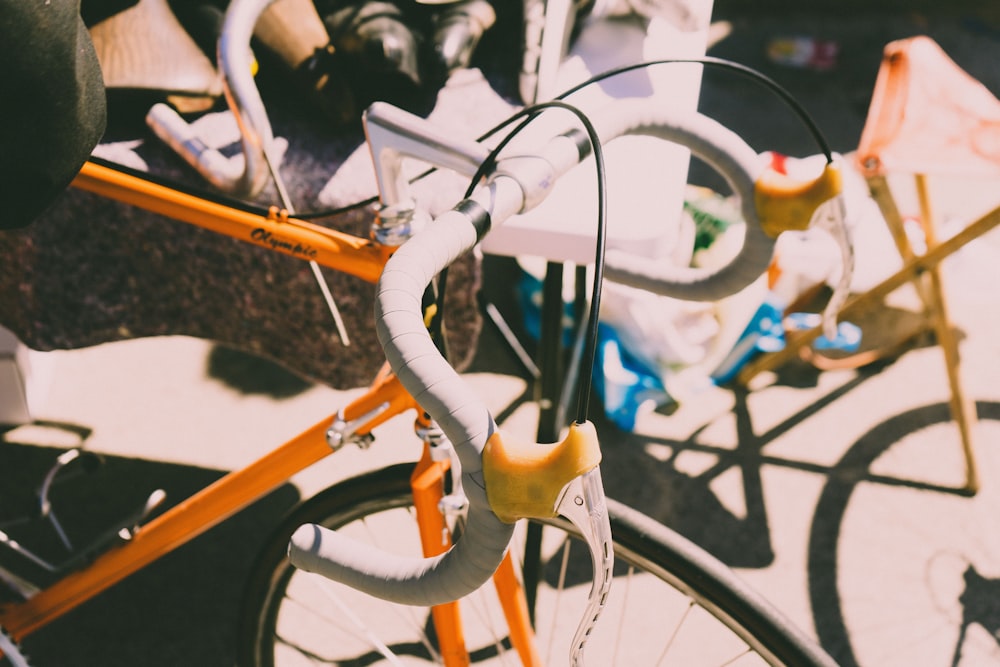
[{"xmin": 0, "ymin": 66, "xmax": 497, "ymax": 389}]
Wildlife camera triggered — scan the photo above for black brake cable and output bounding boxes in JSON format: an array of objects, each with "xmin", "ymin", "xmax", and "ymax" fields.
[
  {"xmin": 297, "ymin": 56, "xmax": 832, "ymax": 224},
  {"xmin": 430, "ymin": 58, "xmax": 834, "ymax": 424},
  {"xmin": 130, "ymin": 54, "xmax": 831, "ymax": 415},
  {"xmin": 100, "ymin": 56, "xmax": 830, "ymax": 412},
  {"xmin": 289, "ymin": 56, "xmax": 837, "ymax": 431},
  {"xmin": 168, "ymin": 54, "xmax": 830, "ymax": 424},
  {"xmin": 453, "ymin": 99, "xmax": 608, "ymax": 426},
  {"xmin": 555, "ymin": 56, "xmax": 834, "ymax": 162}
]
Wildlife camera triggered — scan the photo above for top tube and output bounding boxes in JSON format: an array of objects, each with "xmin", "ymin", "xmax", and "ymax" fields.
[{"xmin": 72, "ymin": 159, "xmax": 389, "ymax": 284}]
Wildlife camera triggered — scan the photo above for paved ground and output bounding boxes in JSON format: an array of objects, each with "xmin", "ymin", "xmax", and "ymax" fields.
[{"xmin": 4, "ymin": 5, "xmax": 1000, "ymax": 666}]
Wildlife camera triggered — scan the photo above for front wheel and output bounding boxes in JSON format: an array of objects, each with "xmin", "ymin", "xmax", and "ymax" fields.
[{"xmin": 238, "ymin": 463, "xmax": 834, "ymax": 666}]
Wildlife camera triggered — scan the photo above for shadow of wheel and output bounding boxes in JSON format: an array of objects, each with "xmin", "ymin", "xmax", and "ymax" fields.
[{"xmin": 808, "ymin": 401, "xmax": 1000, "ymax": 667}]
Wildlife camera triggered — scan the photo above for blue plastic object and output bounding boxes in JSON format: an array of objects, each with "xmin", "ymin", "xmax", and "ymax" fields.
[
  {"xmin": 592, "ymin": 323, "xmax": 669, "ymax": 431},
  {"xmin": 710, "ymin": 296, "xmax": 863, "ymax": 385},
  {"xmin": 518, "ymin": 267, "xmax": 863, "ymax": 432}
]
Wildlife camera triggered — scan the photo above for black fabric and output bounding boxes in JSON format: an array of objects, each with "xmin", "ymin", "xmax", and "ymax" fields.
[
  {"xmin": 80, "ymin": 0, "xmax": 139, "ymax": 26},
  {"xmin": 0, "ymin": 0, "xmax": 488, "ymax": 386},
  {"xmin": 165, "ymin": 0, "xmax": 227, "ymax": 61},
  {"xmin": 0, "ymin": 0, "xmax": 107, "ymax": 229}
]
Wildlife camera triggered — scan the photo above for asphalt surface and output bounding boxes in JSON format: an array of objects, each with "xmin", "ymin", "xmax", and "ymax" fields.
[{"xmin": 4, "ymin": 5, "xmax": 1000, "ymax": 666}]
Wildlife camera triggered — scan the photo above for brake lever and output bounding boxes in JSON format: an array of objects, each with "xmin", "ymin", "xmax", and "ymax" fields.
[
  {"xmin": 481, "ymin": 419, "xmax": 611, "ymax": 664},
  {"xmin": 554, "ymin": 467, "xmax": 613, "ymax": 666},
  {"xmin": 811, "ymin": 192, "xmax": 853, "ymax": 341}
]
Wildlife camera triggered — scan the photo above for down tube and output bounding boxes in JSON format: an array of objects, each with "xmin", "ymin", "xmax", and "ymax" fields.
[{"xmin": 0, "ymin": 416, "xmax": 336, "ymax": 639}]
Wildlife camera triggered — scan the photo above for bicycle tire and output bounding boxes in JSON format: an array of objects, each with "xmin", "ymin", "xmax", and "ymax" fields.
[
  {"xmin": 238, "ymin": 463, "xmax": 835, "ymax": 666},
  {"xmin": 808, "ymin": 400, "xmax": 1000, "ymax": 667}
]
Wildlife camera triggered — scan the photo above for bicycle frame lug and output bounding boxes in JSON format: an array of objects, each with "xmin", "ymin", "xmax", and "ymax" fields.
[
  {"xmin": 438, "ymin": 493, "xmax": 469, "ymax": 517},
  {"xmin": 326, "ymin": 403, "xmax": 390, "ymax": 451},
  {"xmin": 372, "ymin": 201, "xmax": 429, "ymax": 247},
  {"xmin": 415, "ymin": 419, "xmax": 449, "ymax": 454}
]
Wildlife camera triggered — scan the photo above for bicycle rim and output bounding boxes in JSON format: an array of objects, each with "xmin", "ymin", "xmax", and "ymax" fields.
[
  {"xmin": 809, "ymin": 401, "xmax": 1000, "ymax": 667},
  {"xmin": 239, "ymin": 463, "xmax": 833, "ymax": 666}
]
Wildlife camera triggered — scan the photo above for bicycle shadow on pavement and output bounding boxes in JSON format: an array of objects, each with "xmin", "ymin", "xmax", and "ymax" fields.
[
  {"xmin": 0, "ymin": 434, "xmax": 300, "ymax": 667},
  {"xmin": 593, "ymin": 360, "xmax": 892, "ymax": 571},
  {"xmin": 205, "ymin": 343, "xmax": 315, "ymax": 398},
  {"xmin": 806, "ymin": 399, "xmax": 1000, "ymax": 667}
]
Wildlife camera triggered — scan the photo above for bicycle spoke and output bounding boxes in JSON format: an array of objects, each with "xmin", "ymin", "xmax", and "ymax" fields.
[
  {"xmin": 355, "ymin": 510, "xmax": 443, "ymax": 661},
  {"xmin": 316, "ymin": 578, "xmax": 408, "ymax": 666},
  {"xmin": 461, "ymin": 587, "xmax": 513, "ymax": 665},
  {"xmin": 243, "ymin": 464, "xmax": 836, "ymax": 666},
  {"xmin": 811, "ymin": 410, "xmax": 1000, "ymax": 666},
  {"xmin": 655, "ymin": 600, "xmax": 694, "ymax": 665},
  {"xmin": 610, "ymin": 564, "xmax": 632, "ymax": 661},
  {"xmin": 544, "ymin": 537, "xmax": 572, "ymax": 665}
]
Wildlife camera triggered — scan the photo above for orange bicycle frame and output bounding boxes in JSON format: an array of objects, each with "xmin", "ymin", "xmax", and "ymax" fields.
[
  {"xmin": 1, "ymin": 365, "xmax": 540, "ymax": 665},
  {"xmin": 0, "ymin": 160, "xmax": 397, "ymax": 638},
  {"xmin": 72, "ymin": 159, "xmax": 391, "ymax": 283},
  {"xmin": 0, "ymin": 365, "xmax": 415, "ymax": 638},
  {"xmin": 1, "ymin": 162, "xmax": 541, "ymax": 664}
]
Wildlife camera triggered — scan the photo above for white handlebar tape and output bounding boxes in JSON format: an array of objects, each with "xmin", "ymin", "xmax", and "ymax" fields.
[
  {"xmin": 595, "ymin": 99, "xmax": 771, "ymax": 301},
  {"xmin": 289, "ymin": 210, "xmax": 515, "ymax": 604},
  {"xmin": 288, "ymin": 100, "xmax": 777, "ymax": 606}
]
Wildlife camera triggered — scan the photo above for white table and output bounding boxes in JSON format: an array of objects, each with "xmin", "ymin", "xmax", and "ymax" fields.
[
  {"xmin": 479, "ymin": 7, "xmax": 716, "ymax": 439},
  {"xmin": 481, "ymin": 8, "xmax": 715, "ymax": 265}
]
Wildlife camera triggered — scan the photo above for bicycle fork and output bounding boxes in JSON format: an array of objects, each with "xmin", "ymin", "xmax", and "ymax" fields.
[
  {"xmin": 409, "ymin": 412, "xmax": 543, "ymax": 667},
  {"xmin": 322, "ymin": 365, "xmax": 544, "ymax": 666}
]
